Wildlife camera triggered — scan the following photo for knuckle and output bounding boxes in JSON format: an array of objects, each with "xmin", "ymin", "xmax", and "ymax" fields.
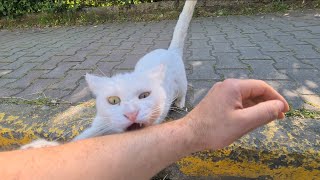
[{"xmin": 222, "ymin": 79, "xmax": 240, "ymax": 91}]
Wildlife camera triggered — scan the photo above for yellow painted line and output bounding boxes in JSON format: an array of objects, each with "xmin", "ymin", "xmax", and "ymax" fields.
[
  {"xmin": 178, "ymin": 151, "xmax": 320, "ymax": 179},
  {"xmin": 0, "ymin": 101, "xmax": 319, "ymax": 179},
  {"xmin": 0, "ymin": 101, "xmax": 96, "ymax": 150}
]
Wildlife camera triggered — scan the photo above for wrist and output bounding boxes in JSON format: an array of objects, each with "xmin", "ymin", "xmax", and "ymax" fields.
[{"xmin": 179, "ymin": 116, "xmax": 206, "ymax": 153}]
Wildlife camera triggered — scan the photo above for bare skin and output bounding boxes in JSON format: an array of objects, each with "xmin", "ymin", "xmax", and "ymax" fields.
[{"xmin": 0, "ymin": 79, "xmax": 289, "ymax": 180}]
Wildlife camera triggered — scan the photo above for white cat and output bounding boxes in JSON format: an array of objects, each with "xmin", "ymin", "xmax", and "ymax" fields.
[{"xmin": 20, "ymin": 0, "xmax": 198, "ymax": 149}]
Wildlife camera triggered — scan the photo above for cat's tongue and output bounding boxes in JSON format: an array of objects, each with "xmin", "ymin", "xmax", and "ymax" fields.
[{"xmin": 127, "ymin": 123, "xmax": 144, "ymax": 131}]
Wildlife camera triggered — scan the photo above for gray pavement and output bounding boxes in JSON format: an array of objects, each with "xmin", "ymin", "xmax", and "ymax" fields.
[
  {"xmin": 1, "ymin": 10, "xmax": 320, "ymax": 110},
  {"xmin": 1, "ymin": 10, "xmax": 320, "ymax": 179}
]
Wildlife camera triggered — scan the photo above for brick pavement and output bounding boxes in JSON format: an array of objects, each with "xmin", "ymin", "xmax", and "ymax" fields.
[{"xmin": 1, "ymin": 11, "xmax": 320, "ymax": 109}]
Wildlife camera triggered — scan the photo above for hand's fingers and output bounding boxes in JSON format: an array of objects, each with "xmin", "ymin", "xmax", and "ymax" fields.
[
  {"xmin": 237, "ymin": 80, "xmax": 290, "ymax": 112},
  {"xmin": 236, "ymin": 100, "xmax": 285, "ymax": 130}
]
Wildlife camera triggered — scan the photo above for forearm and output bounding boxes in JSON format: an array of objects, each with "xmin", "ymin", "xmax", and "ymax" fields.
[{"xmin": 0, "ymin": 119, "xmax": 196, "ymax": 180}]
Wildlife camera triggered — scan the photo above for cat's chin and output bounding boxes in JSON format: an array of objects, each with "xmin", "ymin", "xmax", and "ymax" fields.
[{"xmin": 126, "ymin": 123, "xmax": 145, "ymax": 131}]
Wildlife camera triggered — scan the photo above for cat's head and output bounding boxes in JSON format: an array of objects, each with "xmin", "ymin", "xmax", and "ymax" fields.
[{"xmin": 86, "ymin": 65, "xmax": 167, "ymax": 132}]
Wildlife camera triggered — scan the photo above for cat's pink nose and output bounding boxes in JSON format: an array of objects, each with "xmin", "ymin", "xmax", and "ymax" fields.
[{"xmin": 124, "ymin": 111, "xmax": 139, "ymax": 122}]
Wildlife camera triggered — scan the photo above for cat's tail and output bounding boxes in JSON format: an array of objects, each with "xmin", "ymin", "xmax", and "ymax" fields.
[{"xmin": 168, "ymin": 0, "xmax": 197, "ymax": 56}]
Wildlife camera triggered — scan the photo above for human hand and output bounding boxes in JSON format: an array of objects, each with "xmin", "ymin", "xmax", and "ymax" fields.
[{"xmin": 185, "ymin": 79, "xmax": 289, "ymax": 151}]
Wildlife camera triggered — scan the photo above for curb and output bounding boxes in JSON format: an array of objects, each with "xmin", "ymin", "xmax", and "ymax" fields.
[{"xmin": 0, "ymin": 101, "xmax": 319, "ymax": 179}]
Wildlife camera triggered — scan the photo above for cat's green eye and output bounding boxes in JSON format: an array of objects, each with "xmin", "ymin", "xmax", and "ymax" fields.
[
  {"xmin": 108, "ymin": 96, "xmax": 121, "ymax": 105},
  {"xmin": 139, "ymin": 92, "xmax": 151, "ymax": 99}
]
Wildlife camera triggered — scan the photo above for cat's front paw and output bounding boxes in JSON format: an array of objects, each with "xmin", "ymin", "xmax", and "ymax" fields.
[{"xmin": 20, "ymin": 139, "xmax": 60, "ymax": 150}]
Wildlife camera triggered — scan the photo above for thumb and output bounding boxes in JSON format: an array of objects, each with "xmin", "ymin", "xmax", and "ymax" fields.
[{"xmin": 237, "ymin": 100, "xmax": 285, "ymax": 129}]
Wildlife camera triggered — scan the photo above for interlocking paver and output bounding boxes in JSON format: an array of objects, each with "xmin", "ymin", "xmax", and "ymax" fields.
[
  {"xmin": 188, "ymin": 61, "xmax": 220, "ymax": 80},
  {"xmin": 41, "ymin": 62, "xmax": 78, "ymax": 79},
  {"xmin": 72, "ymin": 56, "xmax": 104, "ymax": 70},
  {"xmin": 214, "ymin": 53, "xmax": 247, "ymax": 69},
  {"xmin": 5, "ymin": 70, "xmax": 49, "ymax": 89},
  {"xmin": 243, "ymin": 60, "xmax": 290, "ymax": 80},
  {"xmin": 2, "ymin": 63, "xmax": 39, "ymax": 78},
  {"xmin": 49, "ymin": 70, "xmax": 88, "ymax": 90},
  {"xmin": 0, "ymin": 10, "xmax": 319, "ymax": 109}
]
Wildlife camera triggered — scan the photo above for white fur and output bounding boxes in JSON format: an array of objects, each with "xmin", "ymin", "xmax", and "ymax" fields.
[
  {"xmin": 74, "ymin": 0, "xmax": 197, "ymax": 140},
  {"xmin": 20, "ymin": 139, "xmax": 59, "ymax": 150},
  {"xmin": 20, "ymin": 0, "xmax": 198, "ymax": 148}
]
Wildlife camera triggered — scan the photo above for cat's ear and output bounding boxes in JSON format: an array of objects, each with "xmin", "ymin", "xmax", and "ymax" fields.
[
  {"xmin": 85, "ymin": 73, "xmax": 107, "ymax": 95},
  {"xmin": 148, "ymin": 64, "xmax": 166, "ymax": 82}
]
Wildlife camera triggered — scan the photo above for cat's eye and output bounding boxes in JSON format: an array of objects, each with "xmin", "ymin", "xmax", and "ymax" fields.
[
  {"xmin": 108, "ymin": 96, "xmax": 121, "ymax": 105},
  {"xmin": 139, "ymin": 92, "xmax": 151, "ymax": 99}
]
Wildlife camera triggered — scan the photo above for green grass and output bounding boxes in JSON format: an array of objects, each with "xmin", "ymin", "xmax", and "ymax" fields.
[
  {"xmin": 0, "ymin": 0, "xmax": 320, "ymax": 29},
  {"xmin": 0, "ymin": 97, "xmax": 69, "ymax": 106},
  {"xmin": 0, "ymin": 1, "xmax": 319, "ymax": 29},
  {"xmin": 286, "ymin": 108, "xmax": 320, "ymax": 119}
]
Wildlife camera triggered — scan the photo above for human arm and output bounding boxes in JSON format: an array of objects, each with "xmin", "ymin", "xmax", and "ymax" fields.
[{"xmin": 0, "ymin": 79, "xmax": 289, "ymax": 180}]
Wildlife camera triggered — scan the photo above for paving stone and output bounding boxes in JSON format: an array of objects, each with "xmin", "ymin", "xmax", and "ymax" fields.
[
  {"xmin": 111, "ymin": 69, "xmax": 132, "ymax": 76},
  {"xmin": 42, "ymin": 62, "xmax": 78, "ymax": 78},
  {"xmin": 207, "ymin": 35, "xmax": 229, "ymax": 43},
  {"xmin": 144, "ymin": 32, "xmax": 159, "ymax": 38},
  {"xmin": 115, "ymin": 54, "xmax": 144, "ymax": 70},
  {"xmin": 43, "ymin": 89, "xmax": 72, "ymax": 100},
  {"xmin": 230, "ymin": 38, "xmax": 255, "ymax": 47},
  {"xmin": 263, "ymin": 29, "xmax": 288, "ymax": 36},
  {"xmin": 256, "ymin": 41, "xmax": 287, "ymax": 52},
  {"xmin": 118, "ymin": 42, "xmax": 136, "ymax": 50},
  {"xmin": 189, "ymin": 39, "xmax": 211, "ymax": 49},
  {"xmin": 2, "ymin": 63, "xmax": 39, "ymax": 78},
  {"xmin": 247, "ymin": 33, "xmax": 271, "ymax": 42},
  {"xmin": 49, "ymin": 70, "xmax": 88, "ymax": 90},
  {"xmin": 107, "ymin": 38, "xmax": 126, "ymax": 46},
  {"xmin": 0, "ymin": 70, "xmax": 12, "ymax": 77},
  {"xmin": 289, "ymin": 30, "xmax": 319, "ymax": 39},
  {"xmin": 0, "ymin": 87, "xmax": 22, "ymax": 97},
  {"xmin": 300, "ymin": 95, "xmax": 320, "ymax": 108},
  {"xmin": 16, "ymin": 79, "xmax": 59, "ymax": 99},
  {"xmin": 264, "ymin": 52, "xmax": 314, "ymax": 69},
  {"xmin": 275, "ymin": 35, "xmax": 309, "ymax": 46},
  {"xmin": 63, "ymin": 79, "xmax": 92, "ymax": 103},
  {"xmin": 211, "ymin": 42, "xmax": 237, "ymax": 53},
  {"xmin": 27, "ymin": 51, "xmax": 58, "ymax": 63},
  {"xmin": 150, "ymin": 40, "xmax": 170, "ymax": 50},
  {"xmin": 81, "ymin": 42, "xmax": 105, "ymax": 50},
  {"xmin": 300, "ymin": 59, "xmax": 320, "ymax": 70},
  {"xmin": 264, "ymin": 80, "xmax": 304, "ymax": 109},
  {"xmin": 238, "ymin": 47, "xmax": 272, "ymax": 60},
  {"xmin": 216, "ymin": 69, "xmax": 250, "ymax": 79},
  {"xmin": 190, "ymin": 33, "xmax": 209, "ymax": 40},
  {"xmin": 1, "ymin": 12, "xmax": 320, "ymax": 110},
  {"xmin": 243, "ymin": 60, "xmax": 289, "ymax": 80},
  {"xmin": 305, "ymin": 25, "xmax": 320, "ymax": 34},
  {"xmin": 0, "ymin": 57, "xmax": 34, "ymax": 70},
  {"xmin": 304, "ymin": 38, "xmax": 320, "ymax": 48},
  {"xmin": 279, "ymin": 68, "xmax": 320, "ymax": 94},
  {"xmin": 35, "ymin": 56, "xmax": 70, "ymax": 70},
  {"xmin": 138, "ymin": 38, "xmax": 155, "ymax": 45},
  {"xmin": 287, "ymin": 45, "xmax": 320, "ymax": 59},
  {"xmin": 55, "ymin": 46, "xmax": 82, "ymax": 56},
  {"xmin": 99, "ymin": 50, "xmax": 131, "ymax": 62},
  {"xmin": 215, "ymin": 53, "xmax": 247, "ymax": 69},
  {"xmin": 5, "ymin": 70, "xmax": 49, "ymax": 89},
  {"xmin": 0, "ymin": 78, "xmax": 16, "ymax": 88},
  {"xmin": 72, "ymin": 56, "xmax": 104, "ymax": 70},
  {"xmin": 131, "ymin": 44, "xmax": 151, "ymax": 54},
  {"xmin": 188, "ymin": 61, "xmax": 220, "ymax": 80},
  {"xmin": 188, "ymin": 48, "xmax": 215, "ymax": 61}
]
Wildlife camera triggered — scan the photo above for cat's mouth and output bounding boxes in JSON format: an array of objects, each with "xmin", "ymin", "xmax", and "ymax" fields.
[{"xmin": 126, "ymin": 123, "xmax": 145, "ymax": 131}]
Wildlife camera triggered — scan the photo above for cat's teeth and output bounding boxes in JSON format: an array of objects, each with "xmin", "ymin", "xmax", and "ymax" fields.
[{"xmin": 139, "ymin": 123, "xmax": 142, "ymax": 127}]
